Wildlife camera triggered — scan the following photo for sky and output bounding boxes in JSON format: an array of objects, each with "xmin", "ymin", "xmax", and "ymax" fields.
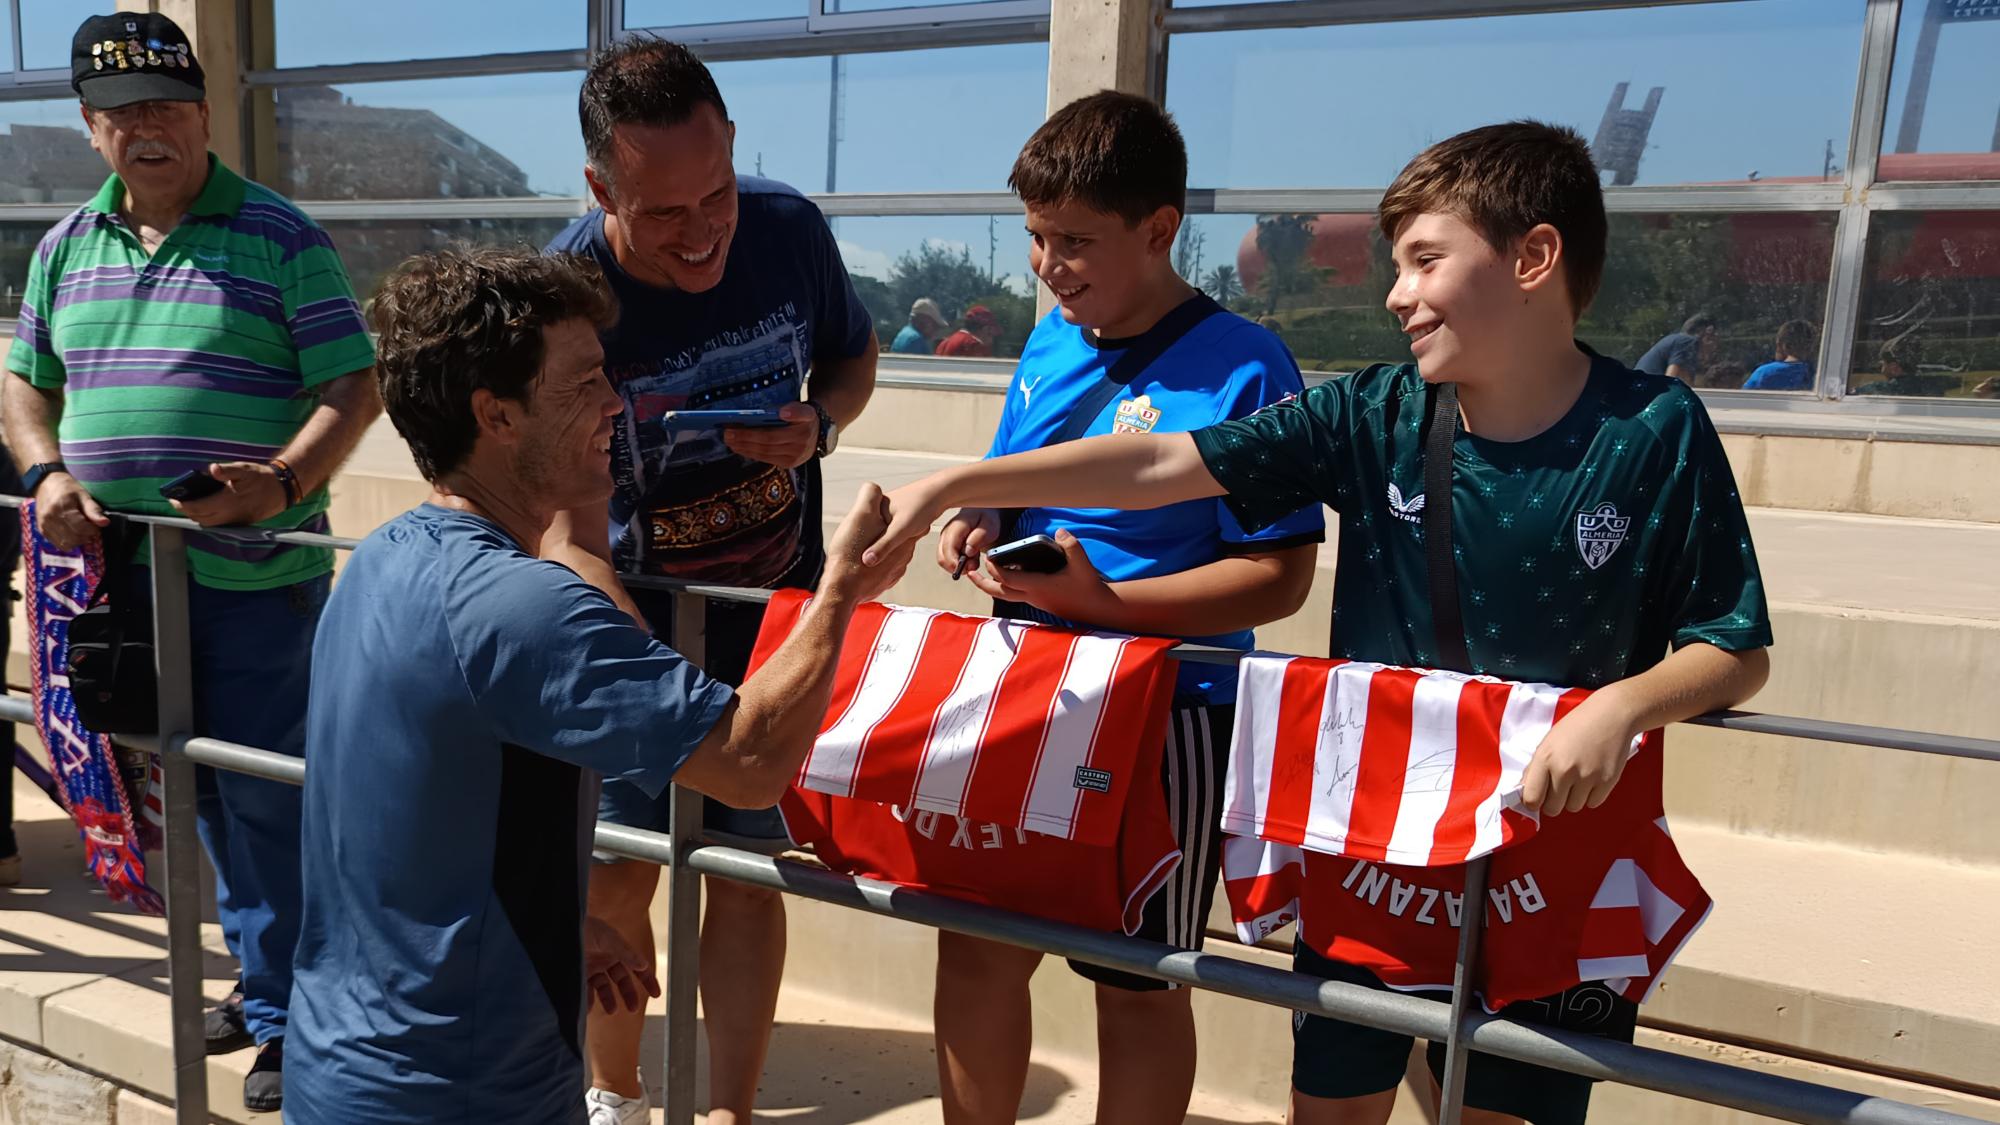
[{"xmin": 4, "ymin": 0, "xmax": 1997, "ymax": 287}]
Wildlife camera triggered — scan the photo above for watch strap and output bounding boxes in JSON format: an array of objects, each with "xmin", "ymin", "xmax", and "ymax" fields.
[{"xmin": 22, "ymin": 461, "xmax": 67, "ymax": 495}]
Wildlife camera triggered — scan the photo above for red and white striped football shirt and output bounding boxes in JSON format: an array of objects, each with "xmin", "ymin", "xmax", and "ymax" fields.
[
  {"xmin": 1223, "ymin": 655, "xmax": 1641, "ymax": 866},
  {"xmin": 747, "ymin": 591, "xmax": 1180, "ymax": 847},
  {"xmin": 1223, "ymin": 734, "xmax": 1712, "ymax": 1009}
]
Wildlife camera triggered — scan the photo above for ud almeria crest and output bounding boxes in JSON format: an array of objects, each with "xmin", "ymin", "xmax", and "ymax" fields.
[{"xmin": 1574, "ymin": 502, "xmax": 1631, "ymax": 570}]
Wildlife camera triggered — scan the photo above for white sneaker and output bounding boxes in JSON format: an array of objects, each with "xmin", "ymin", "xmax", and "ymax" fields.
[{"xmin": 585, "ymin": 1086, "xmax": 650, "ymax": 1125}]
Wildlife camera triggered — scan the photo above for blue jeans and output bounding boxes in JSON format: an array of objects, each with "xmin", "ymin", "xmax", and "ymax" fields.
[{"xmin": 143, "ymin": 572, "xmax": 328, "ymax": 1045}]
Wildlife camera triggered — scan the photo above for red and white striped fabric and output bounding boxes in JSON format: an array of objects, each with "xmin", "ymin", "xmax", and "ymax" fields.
[
  {"xmin": 1222, "ymin": 656, "xmax": 1642, "ymax": 866},
  {"xmin": 1222, "ymin": 732, "xmax": 1713, "ymax": 1010},
  {"xmin": 747, "ymin": 591, "xmax": 1180, "ymax": 847}
]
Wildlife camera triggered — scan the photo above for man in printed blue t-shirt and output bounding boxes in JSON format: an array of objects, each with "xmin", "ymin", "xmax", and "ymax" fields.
[
  {"xmin": 924, "ymin": 92, "xmax": 1324, "ymax": 1125},
  {"xmin": 287, "ymin": 249, "xmax": 911, "ymax": 1125},
  {"xmin": 540, "ymin": 39, "xmax": 878, "ymax": 1125}
]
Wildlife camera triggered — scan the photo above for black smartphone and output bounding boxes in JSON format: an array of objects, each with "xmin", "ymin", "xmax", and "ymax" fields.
[
  {"xmin": 159, "ymin": 469, "xmax": 225, "ymax": 503},
  {"xmin": 985, "ymin": 533, "xmax": 1067, "ymax": 574}
]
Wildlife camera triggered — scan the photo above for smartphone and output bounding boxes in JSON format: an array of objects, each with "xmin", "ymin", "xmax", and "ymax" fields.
[
  {"xmin": 659, "ymin": 408, "xmax": 790, "ymax": 429},
  {"xmin": 159, "ymin": 469, "xmax": 225, "ymax": 503},
  {"xmin": 985, "ymin": 533, "xmax": 1067, "ymax": 574}
]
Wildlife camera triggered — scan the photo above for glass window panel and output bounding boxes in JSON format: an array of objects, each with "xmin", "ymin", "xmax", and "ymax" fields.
[
  {"xmin": 270, "ymin": 72, "xmax": 586, "ymax": 200},
  {"xmin": 1182, "ymin": 210, "xmax": 1837, "ymax": 386},
  {"xmin": 1849, "ymin": 210, "xmax": 2000, "ymax": 400},
  {"xmin": 3, "ymin": 222, "xmax": 49, "ymax": 320},
  {"xmin": 320, "ymin": 217, "xmax": 576, "ymax": 308},
  {"xmin": 0, "ymin": 5, "xmax": 15, "ymax": 73},
  {"xmin": 827, "ymin": 0, "xmax": 1037, "ymax": 11},
  {"xmin": 1879, "ymin": 1, "xmax": 2000, "ymax": 182},
  {"xmin": 272, "ymin": 0, "xmax": 583, "ymax": 68},
  {"xmin": 624, "ymin": 0, "xmax": 801, "ymax": 27},
  {"xmin": 21, "ymin": 1, "xmax": 100, "ymax": 71},
  {"xmin": 719, "ymin": 43, "xmax": 1047, "ymax": 193},
  {"xmin": 835, "ymin": 214, "xmax": 1036, "ymax": 360},
  {"xmin": 0, "ymin": 99, "xmax": 104, "ymax": 205},
  {"xmin": 1167, "ymin": 1, "xmax": 1864, "ymax": 189}
]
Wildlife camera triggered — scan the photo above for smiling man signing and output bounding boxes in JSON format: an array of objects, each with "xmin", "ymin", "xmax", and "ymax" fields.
[{"xmin": 540, "ymin": 37, "xmax": 880, "ymax": 1125}]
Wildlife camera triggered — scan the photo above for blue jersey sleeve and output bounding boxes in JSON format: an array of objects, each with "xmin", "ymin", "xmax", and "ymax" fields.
[
  {"xmin": 1207, "ymin": 329, "xmax": 1327, "ymax": 551},
  {"xmin": 446, "ymin": 554, "xmax": 734, "ymax": 797}
]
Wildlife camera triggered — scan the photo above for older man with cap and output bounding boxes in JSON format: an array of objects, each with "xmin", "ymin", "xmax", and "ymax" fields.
[
  {"xmin": 3, "ymin": 12, "xmax": 379, "ymax": 1111},
  {"xmin": 891, "ymin": 297, "xmax": 949, "ymax": 355}
]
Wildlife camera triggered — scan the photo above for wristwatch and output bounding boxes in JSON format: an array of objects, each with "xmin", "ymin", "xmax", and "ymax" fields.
[
  {"xmin": 807, "ymin": 399, "xmax": 839, "ymax": 458},
  {"xmin": 21, "ymin": 461, "xmax": 67, "ymax": 496}
]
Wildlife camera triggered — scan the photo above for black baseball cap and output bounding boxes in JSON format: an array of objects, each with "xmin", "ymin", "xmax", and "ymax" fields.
[{"xmin": 71, "ymin": 12, "xmax": 205, "ymax": 110}]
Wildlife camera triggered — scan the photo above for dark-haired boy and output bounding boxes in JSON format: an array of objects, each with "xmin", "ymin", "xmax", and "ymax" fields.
[
  {"xmin": 925, "ymin": 91, "xmax": 1323, "ymax": 1125},
  {"xmin": 868, "ymin": 120, "xmax": 1772, "ymax": 1125},
  {"xmin": 540, "ymin": 36, "xmax": 878, "ymax": 1125}
]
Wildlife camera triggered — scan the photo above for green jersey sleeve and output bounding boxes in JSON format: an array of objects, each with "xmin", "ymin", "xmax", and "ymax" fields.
[
  {"xmin": 1191, "ymin": 374, "xmax": 1355, "ymax": 535},
  {"xmin": 1661, "ymin": 403, "xmax": 1773, "ymax": 653}
]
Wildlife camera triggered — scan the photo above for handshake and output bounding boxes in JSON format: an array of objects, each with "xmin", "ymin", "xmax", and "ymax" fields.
[{"xmin": 816, "ymin": 480, "xmax": 939, "ymax": 606}]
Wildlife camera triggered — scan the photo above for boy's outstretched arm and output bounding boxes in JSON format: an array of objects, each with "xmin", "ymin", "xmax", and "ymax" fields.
[
  {"xmin": 1521, "ymin": 642, "xmax": 1770, "ymax": 815},
  {"xmin": 863, "ymin": 431, "xmax": 1222, "ymax": 565}
]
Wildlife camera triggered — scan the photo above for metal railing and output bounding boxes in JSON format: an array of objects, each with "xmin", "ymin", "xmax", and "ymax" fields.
[{"xmin": 2, "ymin": 499, "xmax": 1995, "ymax": 1125}]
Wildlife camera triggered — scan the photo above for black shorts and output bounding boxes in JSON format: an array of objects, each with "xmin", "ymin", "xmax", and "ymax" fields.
[
  {"xmin": 1290, "ymin": 943, "xmax": 1637, "ymax": 1125},
  {"xmin": 1067, "ymin": 702, "xmax": 1232, "ymax": 993}
]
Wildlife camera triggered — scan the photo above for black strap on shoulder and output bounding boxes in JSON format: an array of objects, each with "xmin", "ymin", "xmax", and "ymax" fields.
[
  {"xmin": 1422, "ymin": 381, "xmax": 1471, "ymax": 673},
  {"xmin": 996, "ymin": 292, "xmax": 1225, "ymax": 546}
]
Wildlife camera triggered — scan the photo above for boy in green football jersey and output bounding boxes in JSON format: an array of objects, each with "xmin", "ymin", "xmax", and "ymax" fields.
[{"xmin": 862, "ymin": 120, "xmax": 1771, "ymax": 1125}]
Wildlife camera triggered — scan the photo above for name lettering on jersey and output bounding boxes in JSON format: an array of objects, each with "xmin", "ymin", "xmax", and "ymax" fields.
[
  {"xmin": 1073, "ymin": 766, "xmax": 1114, "ymax": 793},
  {"xmin": 1574, "ymin": 502, "xmax": 1632, "ymax": 570},
  {"xmin": 892, "ymin": 805, "xmax": 1032, "ymax": 850},
  {"xmin": 1386, "ymin": 482, "xmax": 1426, "ymax": 525},
  {"xmin": 1112, "ymin": 394, "xmax": 1161, "ymax": 434},
  {"xmin": 1341, "ymin": 859, "xmax": 1545, "ymax": 928}
]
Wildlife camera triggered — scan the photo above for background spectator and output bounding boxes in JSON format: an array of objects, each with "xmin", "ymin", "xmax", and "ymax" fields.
[
  {"xmin": 1636, "ymin": 312, "xmax": 1718, "ymax": 381},
  {"xmin": 1743, "ymin": 320, "xmax": 1817, "ymax": 390},
  {"xmin": 891, "ymin": 297, "xmax": 949, "ymax": 354},
  {"xmin": 936, "ymin": 304, "xmax": 1001, "ymax": 357}
]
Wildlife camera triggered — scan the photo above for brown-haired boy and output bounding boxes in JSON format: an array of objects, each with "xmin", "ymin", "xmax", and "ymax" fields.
[
  {"xmin": 927, "ymin": 91, "xmax": 1324, "ymax": 1123},
  {"xmin": 866, "ymin": 120, "xmax": 1772, "ymax": 1125}
]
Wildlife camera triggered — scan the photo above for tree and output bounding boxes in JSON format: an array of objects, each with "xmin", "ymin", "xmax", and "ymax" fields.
[
  {"xmin": 886, "ymin": 241, "xmax": 992, "ymax": 329},
  {"xmin": 1255, "ymin": 213, "xmax": 1321, "ymax": 314},
  {"xmin": 1203, "ymin": 264, "xmax": 1243, "ymax": 305}
]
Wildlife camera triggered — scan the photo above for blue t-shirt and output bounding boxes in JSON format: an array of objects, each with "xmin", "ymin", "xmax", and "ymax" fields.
[
  {"xmin": 1635, "ymin": 331, "xmax": 1701, "ymax": 376},
  {"xmin": 544, "ymin": 177, "xmax": 874, "ymax": 590},
  {"xmin": 890, "ymin": 323, "xmax": 934, "ymax": 355},
  {"xmin": 990, "ymin": 305, "xmax": 1326, "ymax": 704},
  {"xmin": 1743, "ymin": 359, "xmax": 1812, "ymax": 390},
  {"xmin": 288, "ymin": 505, "xmax": 734, "ymax": 1125}
]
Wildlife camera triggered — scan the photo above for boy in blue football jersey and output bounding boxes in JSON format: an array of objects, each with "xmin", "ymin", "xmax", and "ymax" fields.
[{"xmin": 926, "ymin": 92, "xmax": 1325, "ymax": 1125}]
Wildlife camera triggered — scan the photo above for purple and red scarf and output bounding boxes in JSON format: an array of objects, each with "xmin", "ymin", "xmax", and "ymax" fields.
[{"xmin": 20, "ymin": 504, "xmax": 162, "ymax": 914}]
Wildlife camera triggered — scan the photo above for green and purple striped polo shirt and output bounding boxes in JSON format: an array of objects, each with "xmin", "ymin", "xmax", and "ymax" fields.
[{"xmin": 5, "ymin": 155, "xmax": 374, "ymax": 590}]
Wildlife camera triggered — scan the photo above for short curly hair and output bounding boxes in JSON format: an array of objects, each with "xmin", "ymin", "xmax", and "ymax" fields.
[{"xmin": 370, "ymin": 248, "xmax": 616, "ymax": 480}]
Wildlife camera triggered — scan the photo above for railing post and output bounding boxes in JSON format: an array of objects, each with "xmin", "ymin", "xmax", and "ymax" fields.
[
  {"xmin": 661, "ymin": 590, "xmax": 707, "ymax": 1125},
  {"xmin": 1436, "ymin": 854, "xmax": 1492, "ymax": 1125},
  {"xmin": 150, "ymin": 525, "xmax": 209, "ymax": 1124}
]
